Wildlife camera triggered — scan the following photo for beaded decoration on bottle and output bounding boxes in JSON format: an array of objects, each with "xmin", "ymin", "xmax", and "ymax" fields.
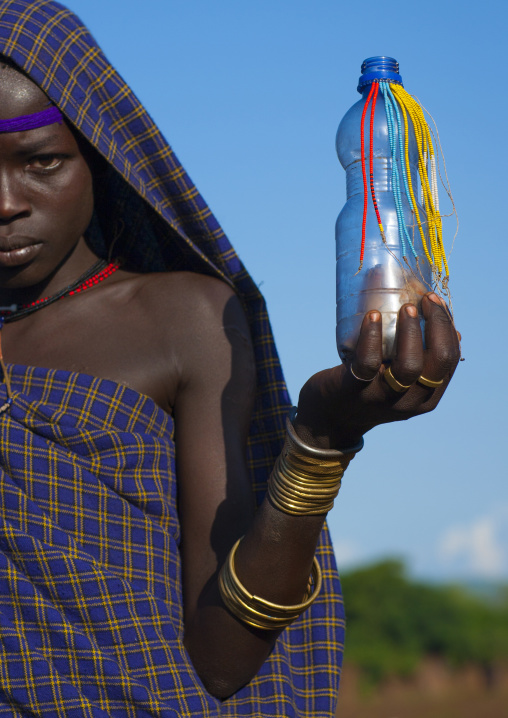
[
  {"xmin": 335, "ymin": 57, "xmax": 458, "ymax": 362},
  {"xmin": 357, "ymin": 75, "xmax": 456, "ymax": 297}
]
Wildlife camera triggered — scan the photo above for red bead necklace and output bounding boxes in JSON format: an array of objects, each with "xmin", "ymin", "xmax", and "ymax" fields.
[
  {"xmin": 0, "ymin": 259, "xmax": 119, "ymax": 323},
  {"xmin": 0, "ymin": 259, "xmax": 119, "ymax": 415}
]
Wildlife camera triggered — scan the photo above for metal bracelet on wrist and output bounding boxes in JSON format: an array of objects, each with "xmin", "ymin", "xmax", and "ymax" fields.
[{"xmin": 288, "ymin": 407, "xmax": 364, "ymax": 457}]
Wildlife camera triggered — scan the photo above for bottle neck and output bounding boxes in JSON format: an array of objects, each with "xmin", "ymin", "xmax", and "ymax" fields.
[{"xmin": 357, "ymin": 56, "xmax": 403, "ymax": 94}]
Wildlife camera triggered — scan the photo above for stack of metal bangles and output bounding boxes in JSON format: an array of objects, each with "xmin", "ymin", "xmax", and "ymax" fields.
[
  {"xmin": 218, "ymin": 410, "xmax": 363, "ymax": 630},
  {"xmin": 219, "ymin": 538, "xmax": 322, "ymax": 630}
]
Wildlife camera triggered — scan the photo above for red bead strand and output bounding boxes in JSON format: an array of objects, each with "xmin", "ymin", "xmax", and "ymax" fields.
[
  {"xmin": 368, "ymin": 82, "xmax": 385, "ymax": 243},
  {"xmin": 67, "ymin": 262, "xmax": 118, "ymax": 296},
  {"xmin": 359, "ymin": 82, "xmax": 376, "ymax": 271},
  {"xmin": 0, "ymin": 261, "xmax": 120, "ymax": 322}
]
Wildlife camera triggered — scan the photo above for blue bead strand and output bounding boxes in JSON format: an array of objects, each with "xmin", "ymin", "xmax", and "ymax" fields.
[
  {"xmin": 386, "ymin": 82, "xmax": 418, "ymax": 258},
  {"xmin": 382, "ymin": 83, "xmax": 408, "ymax": 257}
]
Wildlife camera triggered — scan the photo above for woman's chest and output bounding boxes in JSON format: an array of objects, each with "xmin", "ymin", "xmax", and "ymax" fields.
[{"xmin": 0, "ymin": 292, "xmax": 180, "ymax": 413}]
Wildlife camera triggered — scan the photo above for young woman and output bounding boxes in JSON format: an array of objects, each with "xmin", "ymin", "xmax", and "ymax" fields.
[{"xmin": 0, "ymin": 2, "xmax": 460, "ymax": 716}]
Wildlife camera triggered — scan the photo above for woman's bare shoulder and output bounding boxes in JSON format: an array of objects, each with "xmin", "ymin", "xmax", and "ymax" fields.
[
  {"xmin": 119, "ymin": 270, "xmax": 238, "ymax": 314},
  {"xmin": 113, "ymin": 269, "xmax": 253, "ymax": 389}
]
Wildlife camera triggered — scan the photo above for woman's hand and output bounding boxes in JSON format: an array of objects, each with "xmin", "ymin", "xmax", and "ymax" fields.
[{"xmin": 294, "ymin": 293, "xmax": 461, "ymax": 451}]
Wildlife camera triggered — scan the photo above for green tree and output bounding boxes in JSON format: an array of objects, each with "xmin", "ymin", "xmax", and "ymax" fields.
[{"xmin": 340, "ymin": 560, "xmax": 508, "ymax": 684}]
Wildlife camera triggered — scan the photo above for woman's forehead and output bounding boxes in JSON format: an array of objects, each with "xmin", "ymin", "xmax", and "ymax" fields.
[{"xmin": 0, "ymin": 64, "xmax": 49, "ymax": 119}]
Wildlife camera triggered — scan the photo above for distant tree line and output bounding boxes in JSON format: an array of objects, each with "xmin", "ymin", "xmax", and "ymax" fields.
[{"xmin": 340, "ymin": 560, "xmax": 508, "ymax": 684}]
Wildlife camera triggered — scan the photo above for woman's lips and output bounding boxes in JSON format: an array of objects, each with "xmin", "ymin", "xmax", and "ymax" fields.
[{"xmin": 0, "ymin": 241, "xmax": 43, "ymax": 267}]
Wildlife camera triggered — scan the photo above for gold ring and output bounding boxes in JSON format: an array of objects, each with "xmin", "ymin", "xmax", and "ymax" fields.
[
  {"xmin": 383, "ymin": 366, "xmax": 412, "ymax": 393},
  {"xmin": 350, "ymin": 364, "xmax": 375, "ymax": 382},
  {"xmin": 417, "ymin": 375, "xmax": 444, "ymax": 389}
]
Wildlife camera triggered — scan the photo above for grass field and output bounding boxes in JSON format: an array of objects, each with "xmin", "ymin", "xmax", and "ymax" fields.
[{"xmin": 336, "ymin": 660, "xmax": 508, "ymax": 718}]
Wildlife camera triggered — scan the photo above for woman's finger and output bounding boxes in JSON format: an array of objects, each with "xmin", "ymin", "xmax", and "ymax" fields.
[
  {"xmin": 350, "ymin": 311, "xmax": 383, "ymax": 383},
  {"xmin": 421, "ymin": 293, "xmax": 460, "ymax": 385},
  {"xmin": 386, "ymin": 304, "xmax": 424, "ymax": 391}
]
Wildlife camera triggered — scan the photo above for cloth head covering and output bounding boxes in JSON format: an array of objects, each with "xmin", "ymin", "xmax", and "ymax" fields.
[{"xmin": 0, "ymin": 2, "xmax": 344, "ymax": 716}]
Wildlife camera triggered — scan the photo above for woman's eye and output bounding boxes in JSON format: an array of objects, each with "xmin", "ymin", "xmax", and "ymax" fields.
[{"xmin": 28, "ymin": 155, "xmax": 62, "ymax": 170}]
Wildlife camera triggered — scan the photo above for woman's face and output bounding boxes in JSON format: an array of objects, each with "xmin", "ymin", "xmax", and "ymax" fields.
[{"xmin": 0, "ymin": 63, "xmax": 94, "ymax": 294}]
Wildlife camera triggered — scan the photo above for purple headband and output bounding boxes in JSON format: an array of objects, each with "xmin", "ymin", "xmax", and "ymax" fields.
[{"xmin": 0, "ymin": 106, "xmax": 63, "ymax": 133}]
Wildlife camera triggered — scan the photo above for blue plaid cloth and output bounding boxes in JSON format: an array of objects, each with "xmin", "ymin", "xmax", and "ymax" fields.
[{"xmin": 0, "ymin": 2, "xmax": 345, "ymax": 716}]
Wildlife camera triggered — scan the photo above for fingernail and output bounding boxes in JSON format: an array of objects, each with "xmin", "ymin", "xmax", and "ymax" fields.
[
  {"xmin": 428, "ymin": 293, "xmax": 441, "ymax": 305},
  {"xmin": 405, "ymin": 305, "xmax": 417, "ymax": 317},
  {"xmin": 369, "ymin": 311, "xmax": 381, "ymax": 322}
]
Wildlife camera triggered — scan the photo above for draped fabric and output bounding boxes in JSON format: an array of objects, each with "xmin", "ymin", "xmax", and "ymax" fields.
[
  {"xmin": 0, "ymin": 2, "xmax": 345, "ymax": 715},
  {"xmin": 0, "ymin": 367, "xmax": 344, "ymax": 717}
]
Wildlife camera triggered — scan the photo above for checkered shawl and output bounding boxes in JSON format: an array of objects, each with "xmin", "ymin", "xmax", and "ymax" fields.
[{"xmin": 0, "ymin": 1, "xmax": 345, "ymax": 716}]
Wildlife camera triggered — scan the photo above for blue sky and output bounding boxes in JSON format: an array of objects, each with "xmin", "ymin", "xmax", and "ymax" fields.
[{"xmin": 64, "ymin": 0, "xmax": 508, "ymax": 582}]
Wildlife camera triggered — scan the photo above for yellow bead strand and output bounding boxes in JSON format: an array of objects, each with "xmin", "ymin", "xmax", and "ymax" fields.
[
  {"xmin": 390, "ymin": 84, "xmax": 449, "ymax": 278},
  {"xmin": 389, "ymin": 84, "xmax": 433, "ymax": 266}
]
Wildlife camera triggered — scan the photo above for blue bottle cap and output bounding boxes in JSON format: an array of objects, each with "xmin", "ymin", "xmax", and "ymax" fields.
[{"xmin": 357, "ymin": 56, "xmax": 403, "ymax": 93}]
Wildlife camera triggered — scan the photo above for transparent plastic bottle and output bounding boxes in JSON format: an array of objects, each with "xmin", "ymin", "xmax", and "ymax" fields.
[{"xmin": 336, "ymin": 57, "xmax": 432, "ymax": 362}]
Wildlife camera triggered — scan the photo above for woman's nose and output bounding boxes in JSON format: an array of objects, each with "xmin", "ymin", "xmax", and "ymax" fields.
[{"xmin": 0, "ymin": 172, "xmax": 30, "ymax": 221}]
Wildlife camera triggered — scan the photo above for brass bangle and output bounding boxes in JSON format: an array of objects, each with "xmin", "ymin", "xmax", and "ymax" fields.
[
  {"xmin": 277, "ymin": 457, "xmax": 341, "ymax": 490},
  {"xmin": 268, "ymin": 495, "xmax": 336, "ymax": 516},
  {"xmin": 269, "ymin": 489, "xmax": 336, "ymax": 514},
  {"xmin": 268, "ymin": 457, "xmax": 341, "ymax": 515},
  {"xmin": 218, "ymin": 538, "xmax": 322, "ymax": 630},
  {"xmin": 267, "ymin": 416, "xmax": 360, "ymax": 516}
]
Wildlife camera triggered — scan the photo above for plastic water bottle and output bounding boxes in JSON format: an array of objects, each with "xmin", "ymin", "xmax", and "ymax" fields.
[{"xmin": 335, "ymin": 57, "xmax": 432, "ymax": 362}]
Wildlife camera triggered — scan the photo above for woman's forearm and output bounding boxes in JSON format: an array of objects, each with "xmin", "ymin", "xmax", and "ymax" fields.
[{"xmin": 183, "ymin": 498, "xmax": 327, "ymax": 699}]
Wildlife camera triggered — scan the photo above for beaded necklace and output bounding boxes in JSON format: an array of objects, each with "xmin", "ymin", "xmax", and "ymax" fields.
[
  {"xmin": 0, "ymin": 258, "xmax": 119, "ymax": 414},
  {"xmin": 0, "ymin": 259, "xmax": 119, "ymax": 323}
]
